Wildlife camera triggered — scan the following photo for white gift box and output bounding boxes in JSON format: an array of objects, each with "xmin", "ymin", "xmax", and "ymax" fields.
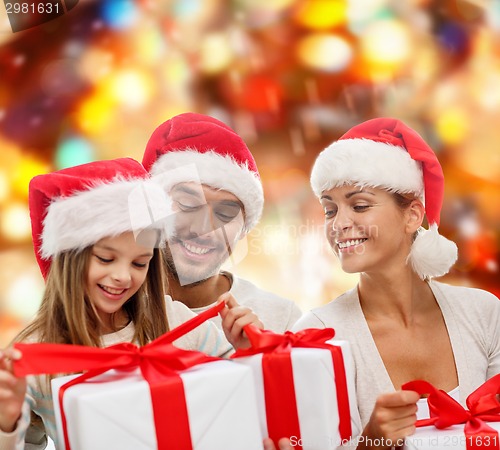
[
  {"xmin": 233, "ymin": 339, "xmax": 362, "ymax": 450},
  {"xmin": 405, "ymin": 422, "xmax": 500, "ymax": 450},
  {"xmin": 52, "ymin": 360, "xmax": 264, "ymax": 450}
]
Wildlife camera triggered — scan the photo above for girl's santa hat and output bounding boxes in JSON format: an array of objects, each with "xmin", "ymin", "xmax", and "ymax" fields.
[
  {"xmin": 142, "ymin": 112, "xmax": 263, "ymax": 232},
  {"xmin": 29, "ymin": 157, "xmax": 173, "ymax": 279},
  {"xmin": 310, "ymin": 117, "xmax": 458, "ymax": 280}
]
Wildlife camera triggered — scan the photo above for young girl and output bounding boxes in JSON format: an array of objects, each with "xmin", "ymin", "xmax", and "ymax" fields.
[
  {"xmin": 293, "ymin": 118, "xmax": 500, "ymax": 449},
  {"xmin": 0, "ymin": 157, "xmax": 262, "ymax": 449}
]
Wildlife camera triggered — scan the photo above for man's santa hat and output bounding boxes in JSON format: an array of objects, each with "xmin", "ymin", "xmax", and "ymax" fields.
[
  {"xmin": 29, "ymin": 157, "xmax": 172, "ymax": 279},
  {"xmin": 310, "ymin": 117, "xmax": 458, "ymax": 279},
  {"xmin": 142, "ymin": 112, "xmax": 263, "ymax": 232}
]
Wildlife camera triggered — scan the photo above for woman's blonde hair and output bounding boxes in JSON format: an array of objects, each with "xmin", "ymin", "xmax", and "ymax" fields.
[{"xmin": 16, "ymin": 244, "xmax": 169, "ymax": 347}]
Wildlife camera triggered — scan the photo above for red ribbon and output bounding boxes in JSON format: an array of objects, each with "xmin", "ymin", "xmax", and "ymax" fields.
[
  {"xmin": 232, "ymin": 325, "xmax": 352, "ymax": 449},
  {"xmin": 403, "ymin": 374, "xmax": 500, "ymax": 450},
  {"xmin": 14, "ymin": 301, "xmax": 225, "ymax": 450}
]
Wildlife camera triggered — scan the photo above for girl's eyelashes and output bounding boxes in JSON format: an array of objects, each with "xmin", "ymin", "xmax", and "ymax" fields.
[
  {"xmin": 132, "ymin": 261, "xmax": 149, "ymax": 269},
  {"xmin": 94, "ymin": 254, "xmax": 112, "ymax": 263},
  {"xmin": 94, "ymin": 254, "xmax": 151, "ymax": 268}
]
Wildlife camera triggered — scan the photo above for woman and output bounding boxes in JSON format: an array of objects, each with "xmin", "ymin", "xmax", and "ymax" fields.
[{"xmin": 293, "ymin": 118, "xmax": 500, "ymax": 449}]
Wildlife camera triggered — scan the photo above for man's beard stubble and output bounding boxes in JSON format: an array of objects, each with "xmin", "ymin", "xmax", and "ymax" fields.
[{"xmin": 161, "ymin": 245, "xmax": 219, "ymax": 287}]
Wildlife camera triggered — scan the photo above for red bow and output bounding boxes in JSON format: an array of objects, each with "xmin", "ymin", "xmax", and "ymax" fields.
[
  {"xmin": 403, "ymin": 374, "xmax": 500, "ymax": 450},
  {"xmin": 232, "ymin": 325, "xmax": 352, "ymax": 449},
  {"xmin": 14, "ymin": 302, "xmax": 225, "ymax": 450}
]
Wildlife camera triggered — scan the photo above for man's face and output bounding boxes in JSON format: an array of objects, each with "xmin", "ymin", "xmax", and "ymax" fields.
[{"xmin": 165, "ymin": 182, "xmax": 246, "ymax": 286}]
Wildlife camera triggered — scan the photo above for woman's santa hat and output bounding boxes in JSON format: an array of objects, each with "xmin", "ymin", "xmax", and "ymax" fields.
[
  {"xmin": 142, "ymin": 112, "xmax": 263, "ymax": 232},
  {"xmin": 29, "ymin": 157, "xmax": 173, "ymax": 279},
  {"xmin": 310, "ymin": 117, "xmax": 458, "ymax": 280}
]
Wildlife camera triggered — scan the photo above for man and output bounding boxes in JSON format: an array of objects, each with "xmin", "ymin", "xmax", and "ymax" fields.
[{"xmin": 142, "ymin": 112, "xmax": 302, "ymax": 332}]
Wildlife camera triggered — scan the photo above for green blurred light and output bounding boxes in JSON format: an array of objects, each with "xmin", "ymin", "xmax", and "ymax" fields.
[
  {"xmin": 55, "ymin": 137, "xmax": 95, "ymax": 169},
  {"xmin": 374, "ymin": 8, "xmax": 395, "ymax": 20}
]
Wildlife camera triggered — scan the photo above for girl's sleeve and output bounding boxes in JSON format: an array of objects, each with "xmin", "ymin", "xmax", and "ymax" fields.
[
  {"xmin": 189, "ymin": 320, "xmax": 233, "ymax": 358},
  {"xmin": 0, "ymin": 396, "xmax": 32, "ymax": 450},
  {"xmin": 166, "ymin": 297, "xmax": 233, "ymax": 358},
  {"xmin": 24, "ymin": 411, "xmax": 48, "ymax": 450}
]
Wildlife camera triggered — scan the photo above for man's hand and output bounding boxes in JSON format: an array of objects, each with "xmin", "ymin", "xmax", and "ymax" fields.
[{"xmin": 219, "ymin": 293, "xmax": 263, "ymax": 349}]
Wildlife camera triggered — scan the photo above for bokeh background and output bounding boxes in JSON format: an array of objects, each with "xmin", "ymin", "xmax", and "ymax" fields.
[{"xmin": 1, "ymin": 0, "xmax": 499, "ymax": 347}]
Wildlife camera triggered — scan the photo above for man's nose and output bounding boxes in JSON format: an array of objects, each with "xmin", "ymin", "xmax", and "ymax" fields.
[{"xmin": 188, "ymin": 206, "xmax": 216, "ymax": 236}]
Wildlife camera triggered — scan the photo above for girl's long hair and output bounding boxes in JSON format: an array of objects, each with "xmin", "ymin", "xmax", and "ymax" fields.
[{"xmin": 16, "ymin": 245, "xmax": 169, "ymax": 347}]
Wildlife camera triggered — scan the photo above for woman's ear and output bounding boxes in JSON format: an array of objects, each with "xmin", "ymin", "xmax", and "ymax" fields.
[{"xmin": 406, "ymin": 199, "xmax": 425, "ymax": 234}]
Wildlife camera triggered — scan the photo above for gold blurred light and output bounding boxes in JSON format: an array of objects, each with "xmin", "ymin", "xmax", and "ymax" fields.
[
  {"xmin": 108, "ymin": 69, "xmax": 155, "ymax": 109},
  {"xmin": 76, "ymin": 90, "xmax": 115, "ymax": 134},
  {"xmin": 457, "ymin": 134, "xmax": 500, "ymax": 183},
  {"xmin": 237, "ymin": 0, "xmax": 296, "ymax": 12},
  {"xmin": 297, "ymin": 33, "xmax": 352, "ymax": 72},
  {"xmin": 294, "ymin": 0, "xmax": 347, "ymax": 30},
  {"xmin": 475, "ymin": 72, "xmax": 500, "ymax": 110},
  {"xmin": 200, "ymin": 32, "xmax": 234, "ymax": 74},
  {"xmin": 0, "ymin": 170, "xmax": 9, "ymax": 203},
  {"xmin": 6, "ymin": 271, "xmax": 45, "ymax": 320},
  {"xmin": 11, "ymin": 157, "xmax": 50, "ymax": 198},
  {"xmin": 435, "ymin": 109, "xmax": 469, "ymax": 145},
  {"xmin": 161, "ymin": 54, "xmax": 192, "ymax": 85},
  {"xmin": 411, "ymin": 44, "xmax": 441, "ymax": 84},
  {"xmin": 156, "ymin": 105, "xmax": 194, "ymax": 124},
  {"xmin": 132, "ymin": 23, "xmax": 165, "ymax": 65},
  {"xmin": 78, "ymin": 48, "xmax": 114, "ymax": 84},
  {"xmin": 1, "ymin": 202, "xmax": 31, "ymax": 241},
  {"xmin": 360, "ymin": 19, "xmax": 412, "ymax": 79}
]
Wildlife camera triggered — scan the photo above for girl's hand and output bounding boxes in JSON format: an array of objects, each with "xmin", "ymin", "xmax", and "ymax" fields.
[
  {"xmin": 0, "ymin": 348, "xmax": 26, "ymax": 433},
  {"xmin": 218, "ymin": 293, "xmax": 263, "ymax": 349},
  {"xmin": 359, "ymin": 390, "xmax": 420, "ymax": 449},
  {"xmin": 263, "ymin": 437, "xmax": 295, "ymax": 450}
]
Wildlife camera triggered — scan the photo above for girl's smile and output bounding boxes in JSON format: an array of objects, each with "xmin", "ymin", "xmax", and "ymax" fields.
[{"xmin": 87, "ymin": 231, "xmax": 155, "ymax": 332}]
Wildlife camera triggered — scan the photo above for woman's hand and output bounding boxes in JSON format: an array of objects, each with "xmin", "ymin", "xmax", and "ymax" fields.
[
  {"xmin": 263, "ymin": 437, "xmax": 295, "ymax": 450},
  {"xmin": 358, "ymin": 390, "xmax": 420, "ymax": 449},
  {"xmin": 219, "ymin": 293, "xmax": 263, "ymax": 349},
  {"xmin": 0, "ymin": 348, "xmax": 26, "ymax": 433}
]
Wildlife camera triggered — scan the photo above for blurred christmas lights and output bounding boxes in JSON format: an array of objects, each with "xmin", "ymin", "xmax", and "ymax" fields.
[
  {"xmin": 0, "ymin": 203, "xmax": 31, "ymax": 242},
  {"xmin": 100, "ymin": 0, "xmax": 138, "ymax": 29},
  {"xmin": 55, "ymin": 136, "xmax": 95, "ymax": 169},
  {"xmin": 293, "ymin": 0, "xmax": 347, "ymax": 30},
  {"xmin": 296, "ymin": 33, "xmax": 352, "ymax": 72},
  {"xmin": 0, "ymin": 0, "xmax": 499, "ymax": 344}
]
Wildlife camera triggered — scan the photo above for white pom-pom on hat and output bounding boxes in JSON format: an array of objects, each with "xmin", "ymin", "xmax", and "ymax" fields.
[{"xmin": 408, "ymin": 224, "xmax": 458, "ymax": 279}]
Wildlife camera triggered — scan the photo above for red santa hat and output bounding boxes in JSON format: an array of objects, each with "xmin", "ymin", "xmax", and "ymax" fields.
[
  {"xmin": 29, "ymin": 157, "xmax": 173, "ymax": 279},
  {"xmin": 310, "ymin": 117, "xmax": 458, "ymax": 279},
  {"xmin": 142, "ymin": 112, "xmax": 263, "ymax": 232}
]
